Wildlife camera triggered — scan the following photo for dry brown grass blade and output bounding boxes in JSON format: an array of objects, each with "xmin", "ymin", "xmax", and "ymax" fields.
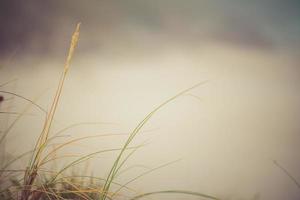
[
  {"xmin": 20, "ymin": 23, "xmax": 81, "ymax": 200},
  {"xmin": 39, "ymin": 133, "xmax": 129, "ymax": 167},
  {"xmin": 35, "ymin": 22, "xmax": 81, "ymax": 157},
  {"xmin": 29, "ymin": 23, "xmax": 81, "ymax": 169},
  {"xmin": 58, "ymin": 178, "xmax": 92, "ymax": 200}
]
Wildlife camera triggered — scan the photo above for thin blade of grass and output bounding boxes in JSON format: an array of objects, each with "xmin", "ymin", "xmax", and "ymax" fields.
[
  {"xmin": 39, "ymin": 133, "xmax": 129, "ymax": 167},
  {"xmin": 54, "ymin": 122, "xmax": 118, "ymax": 136},
  {"xmin": 30, "ymin": 23, "xmax": 81, "ymax": 168},
  {"xmin": 112, "ymin": 159, "xmax": 181, "ymax": 197},
  {"xmin": 100, "ymin": 81, "xmax": 207, "ymax": 200},
  {"xmin": 273, "ymin": 160, "xmax": 300, "ymax": 190},
  {"xmin": 54, "ymin": 176, "xmax": 136, "ymax": 193},
  {"xmin": 0, "ymin": 91, "xmax": 47, "ymax": 114},
  {"xmin": 0, "ymin": 93, "xmax": 46, "ymax": 145},
  {"xmin": 49, "ymin": 144, "xmax": 144, "ymax": 183},
  {"xmin": 129, "ymin": 190, "xmax": 219, "ymax": 200},
  {"xmin": 0, "ymin": 79, "xmax": 18, "ymax": 88}
]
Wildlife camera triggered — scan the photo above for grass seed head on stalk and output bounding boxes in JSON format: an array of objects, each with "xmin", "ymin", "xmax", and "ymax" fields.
[{"xmin": 19, "ymin": 22, "xmax": 81, "ymax": 200}]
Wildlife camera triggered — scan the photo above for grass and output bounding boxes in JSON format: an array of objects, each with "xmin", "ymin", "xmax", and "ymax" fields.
[
  {"xmin": 0, "ymin": 23, "xmax": 220, "ymax": 200},
  {"xmin": 273, "ymin": 160, "xmax": 300, "ymax": 190}
]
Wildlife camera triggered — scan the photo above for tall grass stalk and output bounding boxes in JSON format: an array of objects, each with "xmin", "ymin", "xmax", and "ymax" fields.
[{"xmin": 20, "ymin": 23, "xmax": 81, "ymax": 200}]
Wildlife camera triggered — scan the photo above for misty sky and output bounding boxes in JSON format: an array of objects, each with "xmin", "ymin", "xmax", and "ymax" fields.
[{"xmin": 1, "ymin": 0, "xmax": 300, "ymax": 58}]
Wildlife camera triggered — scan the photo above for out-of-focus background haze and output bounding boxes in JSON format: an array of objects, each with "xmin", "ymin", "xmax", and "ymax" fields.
[{"xmin": 1, "ymin": 0, "xmax": 300, "ymax": 199}]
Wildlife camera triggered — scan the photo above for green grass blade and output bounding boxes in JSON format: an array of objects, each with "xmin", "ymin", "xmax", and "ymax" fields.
[{"xmin": 129, "ymin": 190, "xmax": 220, "ymax": 200}]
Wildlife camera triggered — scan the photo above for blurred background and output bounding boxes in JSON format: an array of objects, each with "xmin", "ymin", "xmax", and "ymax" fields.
[{"xmin": 0, "ymin": 0, "xmax": 300, "ymax": 199}]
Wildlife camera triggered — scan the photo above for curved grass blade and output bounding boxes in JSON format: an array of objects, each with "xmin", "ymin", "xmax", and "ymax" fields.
[
  {"xmin": 129, "ymin": 190, "xmax": 220, "ymax": 200},
  {"xmin": 0, "ymin": 91, "xmax": 47, "ymax": 114},
  {"xmin": 273, "ymin": 160, "xmax": 300, "ymax": 190},
  {"xmin": 49, "ymin": 144, "xmax": 144, "ymax": 183},
  {"xmin": 100, "ymin": 81, "xmax": 207, "ymax": 200},
  {"xmin": 112, "ymin": 159, "xmax": 181, "ymax": 197}
]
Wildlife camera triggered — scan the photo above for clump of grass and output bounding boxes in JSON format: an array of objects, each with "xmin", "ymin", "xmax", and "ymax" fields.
[{"xmin": 0, "ymin": 23, "xmax": 219, "ymax": 200}]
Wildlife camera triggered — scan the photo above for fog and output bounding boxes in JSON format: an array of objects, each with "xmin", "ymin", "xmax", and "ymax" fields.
[{"xmin": 1, "ymin": 1, "xmax": 300, "ymax": 200}]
